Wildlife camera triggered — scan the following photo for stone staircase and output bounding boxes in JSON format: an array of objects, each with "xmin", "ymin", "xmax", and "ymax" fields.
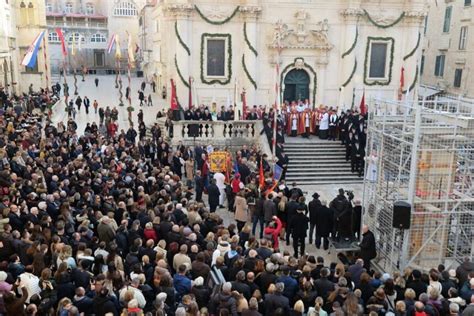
[{"xmin": 284, "ymin": 138, "xmax": 363, "ymax": 185}]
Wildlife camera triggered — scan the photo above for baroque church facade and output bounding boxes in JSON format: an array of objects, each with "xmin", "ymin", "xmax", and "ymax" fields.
[{"xmin": 141, "ymin": 0, "xmax": 428, "ymax": 110}]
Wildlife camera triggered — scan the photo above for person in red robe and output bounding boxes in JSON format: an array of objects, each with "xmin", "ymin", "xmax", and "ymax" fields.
[
  {"xmin": 298, "ymin": 109, "xmax": 312, "ymax": 137},
  {"xmin": 311, "ymin": 107, "xmax": 320, "ymax": 135}
]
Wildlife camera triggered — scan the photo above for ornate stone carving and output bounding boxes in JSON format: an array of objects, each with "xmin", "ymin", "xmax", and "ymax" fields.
[
  {"xmin": 239, "ymin": 5, "xmax": 262, "ymax": 18},
  {"xmin": 340, "ymin": 8, "xmax": 364, "ymax": 18},
  {"xmin": 269, "ymin": 13, "xmax": 332, "ymax": 51},
  {"xmin": 163, "ymin": 4, "xmax": 194, "ymax": 17},
  {"xmin": 294, "ymin": 58, "xmax": 304, "ymax": 69}
]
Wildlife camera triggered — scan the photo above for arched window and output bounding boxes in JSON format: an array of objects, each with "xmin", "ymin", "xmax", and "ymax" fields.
[
  {"xmin": 67, "ymin": 33, "xmax": 85, "ymax": 43},
  {"xmin": 90, "ymin": 33, "xmax": 106, "ymax": 43},
  {"xmin": 86, "ymin": 3, "xmax": 94, "ymax": 15},
  {"xmin": 64, "ymin": 2, "xmax": 73, "ymax": 14},
  {"xmin": 45, "ymin": 2, "xmax": 52, "ymax": 12},
  {"xmin": 48, "ymin": 31, "xmax": 59, "ymax": 42},
  {"xmin": 113, "ymin": 1, "xmax": 137, "ymax": 16}
]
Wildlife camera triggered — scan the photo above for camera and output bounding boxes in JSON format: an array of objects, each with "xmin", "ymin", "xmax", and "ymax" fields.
[{"xmin": 345, "ymin": 190, "xmax": 355, "ymax": 201}]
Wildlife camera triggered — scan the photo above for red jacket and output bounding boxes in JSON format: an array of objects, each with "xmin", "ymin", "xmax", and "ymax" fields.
[
  {"xmin": 264, "ymin": 217, "xmax": 282, "ymax": 250},
  {"xmin": 143, "ymin": 228, "xmax": 157, "ymax": 242}
]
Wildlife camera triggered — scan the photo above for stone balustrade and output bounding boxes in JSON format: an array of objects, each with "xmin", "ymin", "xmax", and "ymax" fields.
[{"xmin": 170, "ymin": 120, "xmax": 260, "ymax": 142}]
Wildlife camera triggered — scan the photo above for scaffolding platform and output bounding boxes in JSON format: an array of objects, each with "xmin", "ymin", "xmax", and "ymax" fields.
[{"xmin": 362, "ymin": 97, "xmax": 474, "ymax": 272}]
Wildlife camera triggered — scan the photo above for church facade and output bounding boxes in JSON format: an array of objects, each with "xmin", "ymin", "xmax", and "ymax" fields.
[{"xmin": 141, "ymin": 0, "xmax": 428, "ymax": 110}]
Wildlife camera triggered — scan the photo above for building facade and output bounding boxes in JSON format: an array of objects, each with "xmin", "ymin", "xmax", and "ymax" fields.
[
  {"xmin": 140, "ymin": 0, "xmax": 428, "ymax": 109},
  {"xmin": 421, "ymin": 0, "xmax": 473, "ymax": 98},
  {"xmin": 45, "ymin": 0, "xmax": 145, "ymax": 75},
  {"xmin": 1, "ymin": 0, "xmax": 50, "ymax": 94}
]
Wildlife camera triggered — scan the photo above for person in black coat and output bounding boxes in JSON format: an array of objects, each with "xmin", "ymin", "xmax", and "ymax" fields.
[
  {"xmin": 359, "ymin": 225, "xmax": 376, "ymax": 272},
  {"xmin": 83, "ymin": 96, "xmax": 90, "ymax": 114},
  {"xmin": 330, "ymin": 189, "xmax": 352, "ymax": 241},
  {"xmin": 308, "ymin": 193, "xmax": 322, "ymax": 244},
  {"xmin": 314, "ymin": 200, "xmax": 333, "ymax": 250},
  {"xmin": 352, "ymin": 200, "xmax": 362, "ymax": 239},
  {"xmin": 207, "ymin": 179, "xmax": 220, "ymax": 212},
  {"xmin": 194, "ymin": 171, "xmax": 205, "ymax": 203},
  {"xmin": 350, "ymin": 139, "xmax": 365, "ymax": 177},
  {"xmin": 285, "ymin": 194, "xmax": 300, "ymax": 246},
  {"xmin": 289, "ymin": 207, "xmax": 309, "ymax": 258}
]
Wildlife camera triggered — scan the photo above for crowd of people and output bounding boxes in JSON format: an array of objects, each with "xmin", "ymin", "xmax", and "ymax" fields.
[{"xmin": 0, "ymin": 85, "xmax": 472, "ymax": 316}]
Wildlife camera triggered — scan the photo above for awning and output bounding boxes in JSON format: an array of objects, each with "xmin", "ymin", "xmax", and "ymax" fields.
[{"xmin": 418, "ymin": 85, "xmax": 443, "ymax": 98}]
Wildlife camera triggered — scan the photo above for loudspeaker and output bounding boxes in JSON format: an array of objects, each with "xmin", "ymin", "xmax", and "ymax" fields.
[
  {"xmin": 188, "ymin": 124, "xmax": 199, "ymax": 137},
  {"xmin": 392, "ymin": 201, "xmax": 411, "ymax": 229}
]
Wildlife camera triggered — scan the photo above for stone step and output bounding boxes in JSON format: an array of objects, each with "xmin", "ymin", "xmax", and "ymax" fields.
[
  {"xmin": 284, "ymin": 143, "xmax": 343, "ymax": 148},
  {"xmin": 286, "ymin": 167, "xmax": 352, "ymax": 175},
  {"xmin": 286, "ymin": 175, "xmax": 362, "ymax": 182},
  {"xmin": 286, "ymin": 179, "xmax": 363, "ymax": 185},
  {"xmin": 287, "ymin": 152, "xmax": 346, "ymax": 158},
  {"xmin": 285, "ymin": 148, "xmax": 346, "ymax": 153},
  {"xmin": 289, "ymin": 158, "xmax": 348, "ymax": 163}
]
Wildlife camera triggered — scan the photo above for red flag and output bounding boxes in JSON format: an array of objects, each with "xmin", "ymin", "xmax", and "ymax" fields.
[
  {"xmin": 170, "ymin": 79, "xmax": 178, "ymax": 110},
  {"xmin": 188, "ymin": 77, "xmax": 193, "ymax": 110},
  {"xmin": 400, "ymin": 67, "xmax": 405, "ymax": 90},
  {"xmin": 359, "ymin": 91, "xmax": 367, "ymax": 115},
  {"xmin": 259, "ymin": 157, "xmax": 265, "ymax": 189},
  {"xmin": 56, "ymin": 28, "xmax": 67, "ymax": 56},
  {"xmin": 398, "ymin": 67, "xmax": 405, "ymax": 100},
  {"xmin": 241, "ymin": 90, "xmax": 247, "ymax": 120}
]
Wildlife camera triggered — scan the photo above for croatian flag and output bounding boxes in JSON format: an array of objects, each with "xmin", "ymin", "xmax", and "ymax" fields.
[
  {"xmin": 21, "ymin": 30, "xmax": 46, "ymax": 68},
  {"xmin": 107, "ymin": 34, "xmax": 116, "ymax": 54}
]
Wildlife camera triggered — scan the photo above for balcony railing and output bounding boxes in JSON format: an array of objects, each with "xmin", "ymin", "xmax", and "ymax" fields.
[{"xmin": 170, "ymin": 120, "xmax": 260, "ymax": 141}]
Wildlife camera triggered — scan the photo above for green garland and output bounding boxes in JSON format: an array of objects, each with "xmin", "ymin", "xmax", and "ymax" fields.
[
  {"xmin": 364, "ymin": 9, "xmax": 405, "ymax": 29},
  {"xmin": 342, "ymin": 27, "xmax": 358, "ymax": 58},
  {"xmin": 364, "ymin": 37, "xmax": 395, "ymax": 86},
  {"xmin": 402, "ymin": 66, "xmax": 418, "ymax": 94},
  {"xmin": 403, "ymin": 32, "xmax": 421, "ymax": 61},
  {"xmin": 342, "ymin": 59, "xmax": 357, "ymax": 88},
  {"xmin": 175, "ymin": 21, "xmax": 191, "ymax": 56},
  {"xmin": 280, "ymin": 57, "xmax": 317, "ymax": 107},
  {"xmin": 200, "ymin": 33, "xmax": 232, "ymax": 85},
  {"xmin": 175, "ymin": 54, "xmax": 190, "ymax": 88},
  {"xmin": 195, "ymin": 5, "xmax": 240, "ymax": 25},
  {"xmin": 242, "ymin": 54, "xmax": 257, "ymax": 89},
  {"xmin": 244, "ymin": 22, "xmax": 258, "ymax": 57}
]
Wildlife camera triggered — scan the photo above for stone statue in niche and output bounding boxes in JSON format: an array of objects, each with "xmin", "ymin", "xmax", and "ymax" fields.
[{"xmin": 271, "ymin": 19, "xmax": 293, "ymax": 47}]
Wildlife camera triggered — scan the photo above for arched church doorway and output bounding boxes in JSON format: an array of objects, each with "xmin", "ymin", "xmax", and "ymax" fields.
[{"xmin": 283, "ymin": 69, "xmax": 309, "ymax": 103}]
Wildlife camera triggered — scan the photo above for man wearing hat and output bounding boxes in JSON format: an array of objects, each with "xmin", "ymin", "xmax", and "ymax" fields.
[
  {"xmin": 288, "ymin": 204, "xmax": 309, "ymax": 258},
  {"xmin": 308, "ymin": 192, "xmax": 322, "ymax": 244}
]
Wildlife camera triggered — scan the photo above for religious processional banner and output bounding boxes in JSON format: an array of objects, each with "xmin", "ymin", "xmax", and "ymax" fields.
[{"xmin": 209, "ymin": 151, "xmax": 230, "ymax": 173}]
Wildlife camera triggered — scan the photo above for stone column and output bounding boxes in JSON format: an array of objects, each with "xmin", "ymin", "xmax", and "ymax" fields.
[
  {"xmin": 339, "ymin": 7, "xmax": 363, "ymax": 110},
  {"xmin": 240, "ymin": 6, "xmax": 262, "ymax": 106},
  {"xmin": 163, "ymin": 3, "xmax": 193, "ymax": 107}
]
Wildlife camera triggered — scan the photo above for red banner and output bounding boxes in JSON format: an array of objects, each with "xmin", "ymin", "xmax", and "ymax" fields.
[{"xmin": 55, "ymin": 28, "xmax": 68, "ymax": 56}]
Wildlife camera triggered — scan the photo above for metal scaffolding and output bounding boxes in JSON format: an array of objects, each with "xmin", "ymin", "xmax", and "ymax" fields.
[{"xmin": 362, "ymin": 96, "xmax": 474, "ymax": 273}]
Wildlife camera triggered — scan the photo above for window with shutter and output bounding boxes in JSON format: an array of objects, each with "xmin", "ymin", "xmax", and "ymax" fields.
[
  {"xmin": 434, "ymin": 55, "xmax": 445, "ymax": 77},
  {"xmin": 420, "ymin": 55, "xmax": 425, "ymax": 76},
  {"xmin": 459, "ymin": 26, "xmax": 468, "ymax": 50},
  {"xmin": 465, "ymin": 0, "xmax": 472, "ymax": 6},
  {"xmin": 454, "ymin": 69, "xmax": 463, "ymax": 88},
  {"xmin": 443, "ymin": 6, "xmax": 452, "ymax": 33}
]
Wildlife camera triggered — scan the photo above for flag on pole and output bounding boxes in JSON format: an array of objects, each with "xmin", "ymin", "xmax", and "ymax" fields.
[
  {"xmin": 56, "ymin": 28, "xmax": 68, "ymax": 56},
  {"xmin": 259, "ymin": 158, "xmax": 265, "ymax": 189},
  {"xmin": 188, "ymin": 77, "xmax": 193, "ymax": 110},
  {"xmin": 359, "ymin": 90, "xmax": 367, "ymax": 115},
  {"xmin": 71, "ymin": 33, "xmax": 76, "ymax": 56},
  {"xmin": 398, "ymin": 67, "xmax": 405, "ymax": 100},
  {"xmin": 107, "ymin": 34, "xmax": 116, "ymax": 54},
  {"xmin": 241, "ymin": 90, "xmax": 247, "ymax": 120},
  {"xmin": 21, "ymin": 30, "xmax": 46, "ymax": 68},
  {"xmin": 127, "ymin": 32, "xmax": 135, "ymax": 63},
  {"xmin": 78, "ymin": 34, "xmax": 83, "ymax": 51},
  {"xmin": 115, "ymin": 34, "xmax": 121, "ymax": 59},
  {"xmin": 170, "ymin": 79, "xmax": 178, "ymax": 110}
]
